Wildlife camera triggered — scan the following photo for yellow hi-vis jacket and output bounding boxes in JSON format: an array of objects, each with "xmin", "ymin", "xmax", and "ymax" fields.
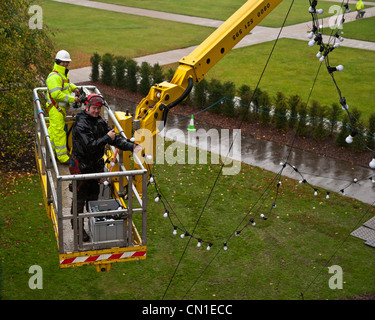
[
  {"xmin": 356, "ymin": 0, "xmax": 364, "ymax": 10},
  {"xmin": 46, "ymin": 63, "xmax": 77, "ymax": 113},
  {"xmin": 46, "ymin": 63, "xmax": 77, "ymax": 163}
]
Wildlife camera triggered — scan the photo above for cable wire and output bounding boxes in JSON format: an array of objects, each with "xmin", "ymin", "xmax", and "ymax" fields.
[{"xmin": 161, "ymin": 0, "xmax": 297, "ymax": 300}]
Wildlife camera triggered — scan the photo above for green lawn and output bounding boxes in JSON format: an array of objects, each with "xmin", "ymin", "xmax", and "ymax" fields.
[
  {"xmin": 42, "ymin": 0, "xmax": 375, "ymax": 119},
  {"xmin": 1, "ymin": 141, "xmax": 375, "ymax": 300},
  {"xmin": 41, "ymin": 0, "xmax": 214, "ymax": 68},
  {"xmin": 99, "ymin": 0, "xmax": 356, "ymax": 27},
  {"xmin": 204, "ymin": 38, "xmax": 375, "ymax": 119},
  {"xmin": 324, "ymin": 16, "xmax": 375, "ymax": 42}
]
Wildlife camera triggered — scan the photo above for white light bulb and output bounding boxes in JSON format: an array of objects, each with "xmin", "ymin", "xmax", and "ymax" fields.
[
  {"xmin": 197, "ymin": 241, "xmax": 202, "ymax": 248},
  {"xmin": 110, "ymin": 161, "xmax": 115, "ymax": 167},
  {"xmin": 149, "ymin": 176, "xmax": 154, "ymax": 183},
  {"xmin": 314, "ymin": 191, "xmax": 318, "ymax": 196},
  {"xmin": 336, "ymin": 65, "xmax": 344, "ymax": 71},
  {"xmin": 103, "ymin": 180, "xmax": 109, "ymax": 186},
  {"xmin": 155, "ymin": 196, "xmax": 160, "ymax": 202},
  {"xmin": 173, "ymin": 228, "xmax": 177, "ymax": 236},
  {"xmin": 223, "ymin": 245, "xmax": 228, "ymax": 251},
  {"xmin": 369, "ymin": 158, "xmax": 375, "ymax": 169},
  {"xmin": 180, "ymin": 233, "xmax": 185, "ymax": 239},
  {"xmin": 326, "ymin": 193, "xmax": 330, "ymax": 199},
  {"xmin": 316, "ymin": 52, "xmax": 322, "ymax": 58},
  {"xmin": 308, "ymin": 31, "xmax": 314, "ymax": 39},
  {"xmin": 345, "ymin": 135, "xmax": 353, "ymax": 144},
  {"xmin": 146, "ymin": 155, "xmax": 152, "ymax": 160},
  {"xmin": 341, "ymin": 104, "xmax": 349, "ymax": 111},
  {"xmin": 207, "ymin": 245, "xmax": 211, "ymax": 251},
  {"xmin": 163, "ymin": 211, "xmax": 168, "ymax": 218},
  {"xmin": 309, "ymin": 6, "xmax": 314, "ymax": 13},
  {"xmin": 354, "ymin": 178, "xmax": 358, "ymax": 183},
  {"xmin": 319, "ymin": 56, "xmax": 325, "ymax": 62},
  {"xmin": 339, "ymin": 36, "xmax": 344, "ymax": 42},
  {"xmin": 317, "ymin": 8, "xmax": 324, "ymax": 14},
  {"xmin": 334, "ymin": 43, "xmax": 340, "ymax": 48},
  {"xmin": 372, "ymin": 178, "xmax": 375, "ymax": 184},
  {"xmin": 130, "ymin": 137, "xmax": 135, "ymax": 142},
  {"xmin": 308, "ymin": 40, "xmax": 316, "ymax": 47}
]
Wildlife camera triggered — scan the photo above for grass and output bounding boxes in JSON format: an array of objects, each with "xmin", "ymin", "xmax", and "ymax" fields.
[
  {"xmin": 204, "ymin": 38, "xmax": 375, "ymax": 120},
  {"xmin": 1, "ymin": 141, "xmax": 375, "ymax": 300},
  {"xmin": 4, "ymin": 1, "xmax": 373, "ymax": 301},
  {"xmin": 42, "ymin": 0, "xmax": 375, "ymax": 119},
  {"xmin": 98, "ymin": 0, "xmax": 356, "ymax": 27},
  {"xmin": 41, "ymin": 0, "xmax": 214, "ymax": 68},
  {"xmin": 323, "ymin": 16, "xmax": 375, "ymax": 42}
]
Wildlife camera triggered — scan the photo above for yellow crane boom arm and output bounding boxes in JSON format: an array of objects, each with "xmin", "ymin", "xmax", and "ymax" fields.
[
  {"xmin": 135, "ymin": 0, "xmax": 282, "ymax": 125},
  {"xmin": 133, "ymin": 0, "xmax": 282, "ymax": 186},
  {"xmin": 180, "ymin": 0, "xmax": 283, "ymax": 83}
]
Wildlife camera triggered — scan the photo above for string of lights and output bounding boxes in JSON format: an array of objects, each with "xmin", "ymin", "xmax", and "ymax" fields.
[
  {"xmin": 148, "ymin": 149, "xmax": 375, "ymax": 252},
  {"xmin": 137, "ymin": 0, "xmax": 374, "ymax": 300},
  {"xmin": 307, "ymin": 0, "xmax": 375, "ymax": 168}
]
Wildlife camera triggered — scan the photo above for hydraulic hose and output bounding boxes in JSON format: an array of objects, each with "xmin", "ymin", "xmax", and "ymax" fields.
[{"xmin": 162, "ymin": 77, "xmax": 194, "ymax": 126}]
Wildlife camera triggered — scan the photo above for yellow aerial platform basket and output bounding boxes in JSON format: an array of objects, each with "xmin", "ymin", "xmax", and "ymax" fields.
[{"xmin": 33, "ymin": 86, "xmax": 148, "ymax": 272}]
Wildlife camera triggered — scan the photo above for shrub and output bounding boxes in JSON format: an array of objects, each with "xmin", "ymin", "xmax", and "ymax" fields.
[
  {"xmin": 1, "ymin": 0, "xmax": 54, "ymax": 160},
  {"xmin": 249, "ymin": 88, "xmax": 263, "ymax": 122},
  {"xmin": 152, "ymin": 63, "xmax": 164, "ymax": 84},
  {"xmin": 139, "ymin": 62, "xmax": 152, "ymax": 95},
  {"xmin": 101, "ymin": 53, "xmax": 114, "ymax": 85},
  {"xmin": 336, "ymin": 116, "xmax": 350, "ymax": 147},
  {"xmin": 366, "ymin": 113, "xmax": 375, "ymax": 150},
  {"xmin": 296, "ymin": 102, "xmax": 309, "ymax": 137},
  {"xmin": 273, "ymin": 92, "xmax": 288, "ymax": 131},
  {"xmin": 90, "ymin": 52, "xmax": 101, "ymax": 82},
  {"xmin": 164, "ymin": 67, "xmax": 176, "ymax": 82},
  {"xmin": 114, "ymin": 56, "xmax": 126, "ymax": 88},
  {"xmin": 308, "ymin": 100, "xmax": 320, "ymax": 135},
  {"xmin": 309, "ymin": 100, "xmax": 328, "ymax": 140},
  {"xmin": 193, "ymin": 79, "xmax": 208, "ymax": 110},
  {"xmin": 327, "ymin": 102, "xmax": 342, "ymax": 135},
  {"xmin": 237, "ymin": 84, "xmax": 252, "ymax": 121},
  {"xmin": 222, "ymin": 81, "xmax": 236, "ymax": 118},
  {"xmin": 349, "ymin": 107, "xmax": 366, "ymax": 152},
  {"xmin": 259, "ymin": 91, "xmax": 272, "ymax": 126},
  {"xmin": 288, "ymin": 95, "xmax": 301, "ymax": 129},
  {"xmin": 313, "ymin": 103, "xmax": 328, "ymax": 141},
  {"xmin": 207, "ymin": 79, "xmax": 223, "ymax": 114},
  {"xmin": 125, "ymin": 59, "xmax": 138, "ymax": 92}
]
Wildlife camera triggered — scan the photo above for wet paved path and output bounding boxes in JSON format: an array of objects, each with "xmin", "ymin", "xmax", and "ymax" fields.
[{"xmin": 105, "ymin": 96, "xmax": 375, "ymax": 205}]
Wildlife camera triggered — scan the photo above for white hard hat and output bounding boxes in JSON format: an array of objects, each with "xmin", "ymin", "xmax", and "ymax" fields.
[{"xmin": 55, "ymin": 50, "xmax": 71, "ymax": 62}]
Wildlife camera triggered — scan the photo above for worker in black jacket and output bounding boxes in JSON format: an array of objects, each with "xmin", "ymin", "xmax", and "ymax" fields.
[{"xmin": 70, "ymin": 94, "xmax": 141, "ymax": 242}]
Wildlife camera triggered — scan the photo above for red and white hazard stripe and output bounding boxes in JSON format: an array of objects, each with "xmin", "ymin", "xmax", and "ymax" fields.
[{"xmin": 60, "ymin": 250, "xmax": 146, "ymax": 265}]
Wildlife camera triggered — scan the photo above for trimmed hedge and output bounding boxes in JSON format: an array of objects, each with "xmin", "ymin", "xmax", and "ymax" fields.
[{"xmin": 91, "ymin": 53, "xmax": 375, "ymax": 152}]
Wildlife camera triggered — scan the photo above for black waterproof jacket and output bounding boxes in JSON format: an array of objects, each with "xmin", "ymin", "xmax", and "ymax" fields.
[{"xmin": 71, "ymin": 110, "xmax": 134, "ymax": 173}]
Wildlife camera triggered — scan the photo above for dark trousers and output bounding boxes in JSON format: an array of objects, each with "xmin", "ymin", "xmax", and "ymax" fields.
[{"xmin": 70, "ymin": 178, "xmax": 100, "ymax": 229}]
